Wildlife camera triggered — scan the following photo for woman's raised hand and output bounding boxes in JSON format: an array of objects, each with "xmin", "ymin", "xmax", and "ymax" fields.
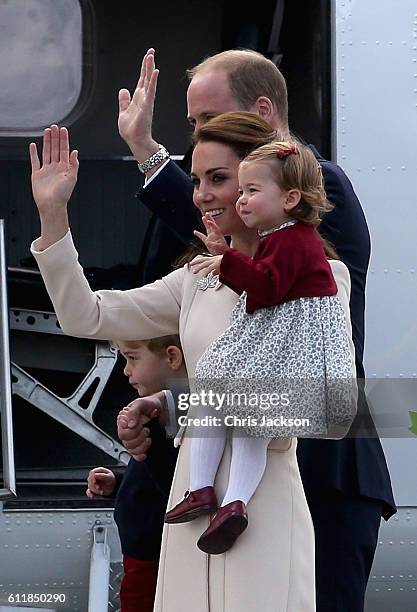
[
  {"xmin": 118, "ymin": 48, "xmax": 160, "ymax": 163},
  {"xmin": 194, "ymin": 213, "xmax": 229, "ymax": 255},
  {"xmin": 29, "ymin": 125, "xmax": 79, "ymax": 215},
  {"xmin": 189, "ymin": 254, "xmax": 223, "ymax": 277}
]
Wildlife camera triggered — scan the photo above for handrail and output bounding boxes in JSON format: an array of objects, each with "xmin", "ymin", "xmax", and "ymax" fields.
[
  {"xmin": 0, "ymin": 219, "xmax": 16, "ymax": 498},
  {"xmin": 88, "ymin": 525, "xmax": 111, "ymax": 612}
]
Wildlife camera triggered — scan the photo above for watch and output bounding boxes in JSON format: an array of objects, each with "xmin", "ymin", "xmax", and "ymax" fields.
[{"xmin": 137, "ymin": 144, "xmax": 170, "ymax": 174}]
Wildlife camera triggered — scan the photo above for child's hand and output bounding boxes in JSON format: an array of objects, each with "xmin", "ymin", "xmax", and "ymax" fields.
[
  {"xmin": 86, "ymin": 467, "xmax": 116, "ymax": 498},
  {"xmin": 189, "ymin": 254, "xmax": 223, "ymax": 277},
  {"xmin": 194, "ymin": 213, "xmax": 229, "ymax": 255}
]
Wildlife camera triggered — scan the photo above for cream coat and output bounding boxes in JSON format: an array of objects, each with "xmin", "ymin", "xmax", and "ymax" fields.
[{"xmin": 32, "ymin": 232, "xmax": 354, "ymax": 612}]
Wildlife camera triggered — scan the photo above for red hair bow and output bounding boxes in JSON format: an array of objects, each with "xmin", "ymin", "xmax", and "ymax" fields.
[{"xmin": 276, "ymin": 144, "xmax": 298, "ymax": 159}]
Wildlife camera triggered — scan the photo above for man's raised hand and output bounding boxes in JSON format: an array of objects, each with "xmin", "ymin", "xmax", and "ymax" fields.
[{"xmin": 118, "ymin": 48, "xmax": 160, "ymax": 163}]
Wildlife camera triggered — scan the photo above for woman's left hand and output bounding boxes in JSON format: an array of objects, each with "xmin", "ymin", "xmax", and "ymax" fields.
[{"xmin": 189, "ymin": 254, "xmax": 223, "ymax": 276}]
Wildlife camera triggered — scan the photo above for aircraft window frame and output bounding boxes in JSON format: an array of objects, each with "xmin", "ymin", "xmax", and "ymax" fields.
[
  {"xmin": 0, "ymin": 0, "xmax": 95, "ymax": 137},
  {"xmin": 0, "ymin": 220, "xmax": 16, "ymax": 499}
]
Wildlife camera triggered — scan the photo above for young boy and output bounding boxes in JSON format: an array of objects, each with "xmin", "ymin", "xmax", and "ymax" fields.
[{"xmin": 86, "ymin": 335, "xmax": 186, "ymax": 612}]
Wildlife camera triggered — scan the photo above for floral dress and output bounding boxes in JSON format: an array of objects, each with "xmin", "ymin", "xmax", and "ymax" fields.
[{"xmin": 194, "ymin": 220, "xmax": 356, "ymax": 438}]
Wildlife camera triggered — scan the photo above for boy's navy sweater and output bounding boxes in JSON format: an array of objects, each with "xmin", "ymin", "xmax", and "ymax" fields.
[{"xmin": 113, "ymin": 419, "xmax": 178, "ymax": 560}]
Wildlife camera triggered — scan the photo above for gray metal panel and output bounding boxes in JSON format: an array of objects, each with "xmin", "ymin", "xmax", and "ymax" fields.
[
  {"xmin": 333, "ymin": 0, "xmax": 417, "ymax": 506},
  {"xmin": 0, "ymin": 509, "xmax": 122, "ymax": 612},
  {"xmin": 365, "ymin": 508, "xmax": 417, "ymax": 611}
]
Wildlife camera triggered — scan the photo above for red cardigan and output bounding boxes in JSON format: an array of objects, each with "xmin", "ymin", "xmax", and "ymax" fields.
[{"xmin": 219, "ymin": 223, "xmax": 337, "ymax": 314}]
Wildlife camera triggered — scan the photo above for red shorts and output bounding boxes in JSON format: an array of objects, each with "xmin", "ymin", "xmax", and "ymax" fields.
[{"xmin": 120, "ymin": 555, "xmax": 159, "ymax": 612}]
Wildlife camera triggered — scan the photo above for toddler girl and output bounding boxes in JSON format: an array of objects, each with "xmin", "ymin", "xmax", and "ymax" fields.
[{"xmin": 165, "ymin": 141, "xmax": 356, "ymax": 555}]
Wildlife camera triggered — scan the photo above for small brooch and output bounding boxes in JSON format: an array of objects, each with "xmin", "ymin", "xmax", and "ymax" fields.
[{"xmin": 196, "ymin": 272, "xmax": 222, "ymax": 291}]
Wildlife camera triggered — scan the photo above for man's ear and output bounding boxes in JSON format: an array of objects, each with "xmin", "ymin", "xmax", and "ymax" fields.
[
  {"xmin": 251, "ymin": 96, "xmax": 274, "ymax": 122},
  {"xmin": 165, "ymin": 346, "xmax": 183, "ymax": 371},
  {"xmin": 284, "ymin": 189, "xmax": 301, "ymax": 212}
]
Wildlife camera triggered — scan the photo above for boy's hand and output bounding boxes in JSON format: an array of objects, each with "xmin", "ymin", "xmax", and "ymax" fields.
[
  {"xmin": 86, "ymin": 467, "xmax": 116, "ymax": 498},
  {"xmin": 117, "ymin": 392, "xmax": 167, "ymax": 461}
]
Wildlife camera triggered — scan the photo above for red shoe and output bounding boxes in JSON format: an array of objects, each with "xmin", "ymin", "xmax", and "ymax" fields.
[
  {"xmin": 197, "ymin": 501, "xmax": 248, "ymax": 554},
  {"xmin": 164, "ymin": 486, "xmax": 218, "ymax": 524}
]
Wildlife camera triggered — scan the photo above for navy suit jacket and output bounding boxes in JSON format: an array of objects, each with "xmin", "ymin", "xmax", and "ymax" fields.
[{"xmin": 137, "ymin": 153, "xmax": 396, "ymax": 519}]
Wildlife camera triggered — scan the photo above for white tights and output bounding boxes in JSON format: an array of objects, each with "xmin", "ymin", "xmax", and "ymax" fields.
[{"xmin": 190, "ymin": 426, "xmax": 270, "ymax": 507}]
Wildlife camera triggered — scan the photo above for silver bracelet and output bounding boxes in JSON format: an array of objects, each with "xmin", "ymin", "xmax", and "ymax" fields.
[{"xmin": 137, "ymin": 144, "xmax": 170, "ymax": 174}]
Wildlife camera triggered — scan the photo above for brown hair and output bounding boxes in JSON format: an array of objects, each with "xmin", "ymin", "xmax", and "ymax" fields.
[
  {"xmin": 187, "ymin": 49, "xmax": 288, "ymax": 130},
  {"xmin": 193, "ymin": 111, "xmax": 277, "ymax": 161},
  {"xmin": 118, "ymin": 336, "xmax": 182, "ymax": 357},
  {"xmin": 241, "ymin": 141, "xmax": 339, "ymax": 258}
]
